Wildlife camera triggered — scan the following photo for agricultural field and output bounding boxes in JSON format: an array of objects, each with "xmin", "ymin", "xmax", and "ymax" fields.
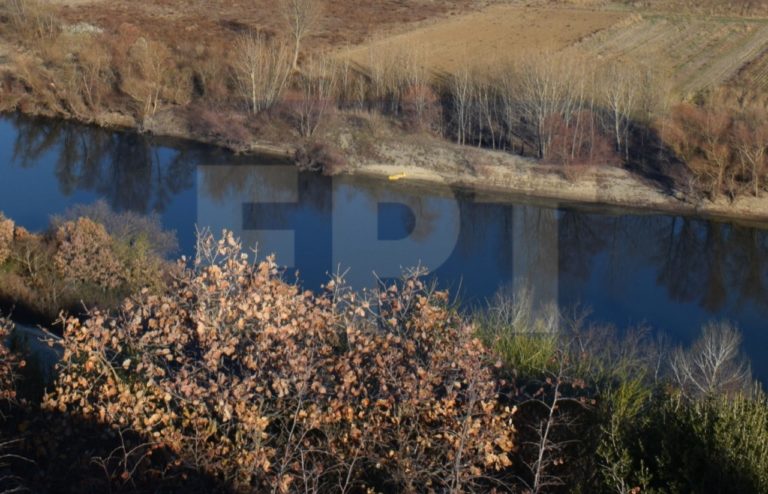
[
  {"xmin": 570, "ymin": 14, "xmax": 768, "ymax": 96},
  {"xmin": 637, "ymin": 0, "xmax": 768, "ymax": 17},
  {"xmin": 341, "ymin": 6, "xmax": 628, "ymax": 73},
  {"xmin": 732, "ymin": 46, "xmax": 768, "ymax": 92},
  {"xmin": 340, "ymin": 3, "xmax": 768, "ymax": 98}
]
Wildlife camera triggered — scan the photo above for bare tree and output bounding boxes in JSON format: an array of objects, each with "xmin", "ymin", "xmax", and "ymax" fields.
[
  {"xmin": 671, "ymin": 321, "xmax": 752, "ymax": 399},
  {"xmin": 73, "ymin": 39, "xmax": 114, "ymax": 112},
  {"xmin": 121, "ymin": 38, "xmax": 172, "ymax": 124},
  {"xmin": 663, "ymin": 103, "xmax": 740, "ymax": 198},
  {"xmin": 498, "ymin": 66, "xmax": 525, "ymax": 153},
  {"xmin": 518, "ymin": 352, "xmax": 584, "ymax": 494},
  {"xmin": 599, "ymin": 63, "xmax": 638, "ymax": 161},
  {"xmin": 234, "ymin": 32, "xmax": 292, "ymax": 114},
  {"xmin": 280, "ymin": 0, "xmax": 322, "ymax": 71},
  {"xmin": 733, "ymin": 113, "xmax": 768, "ymax": 197},
  {"xmin": 698, "ymin": 109, "xmax": 732, "ymax": 195},
  {"xmin": 2, "ymin": 0, "xmax": 59, "ymax": 43},
  {"xmin": 471, "ymin": 79, "xmax": 498, "ymax": 149},
  {"xmin": 450, "ymin": 66, "xmax": 473, "ymax": 146},
  {"xmin": 366, "ymin": 41, "xmax": 414, "ymax": 114},
  {"xmin": 516, "ymin": 55, "xmax": 582, "ymax": 159},
  {"xmin": 293, "ymin": 56, "xmax": 337, "ymax": 137}
]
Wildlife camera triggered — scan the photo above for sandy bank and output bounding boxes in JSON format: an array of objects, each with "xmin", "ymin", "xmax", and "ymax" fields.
[{"xmin": 341, "ymin": 138, "xmax": 768, "ymax": 224}]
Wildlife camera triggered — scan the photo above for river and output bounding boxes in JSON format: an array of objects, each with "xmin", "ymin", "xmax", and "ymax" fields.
[{"xmin": 1, "ymin": 113, "xmax": 767, "ymax": 380}]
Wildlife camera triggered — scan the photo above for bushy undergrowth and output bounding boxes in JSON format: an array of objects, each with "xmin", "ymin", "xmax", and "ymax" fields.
[
  {"xmin": 0, "ymin": 213, "xmax": 12, "ymax": 266},
  {"xmin": 53, "ymin": 200, "xmax": 178, "ymax": 258},
  {"xmin": 44, "ymin": 232, "xmax": 516, "ymax": 492},
  {"xmin": 661, "ymin": 97, "xmax": 768, "ymax": 200},
  {"xmin": 0, "ymin": 316, "xmax": 19, "ymax": 406},
  {"xmin": 0, "ymin": 220, "xmax": 766, "ymax": 492},
  {"xmin": 0, "ymin": 207, "xmax": 171, "ymax": 324},
  {"xmin": 605, "ymin": 389, "xmax": 768, "ymax": 494},
  {"xmin": 477, "ymin": 287, "xmax": 767, "ymax": 493}
]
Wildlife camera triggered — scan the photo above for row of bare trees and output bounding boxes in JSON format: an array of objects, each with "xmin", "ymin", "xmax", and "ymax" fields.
[
  {"xmin": 227, "ymin": 39, "xmax": 661, "ymax": 167},
  {"xmin": 9, "ymin": 0, "xmax": 765, "ymax": 197},
  {"xmin": 446, "ymin": 56, "xmax": 660, "ymax": 165}
]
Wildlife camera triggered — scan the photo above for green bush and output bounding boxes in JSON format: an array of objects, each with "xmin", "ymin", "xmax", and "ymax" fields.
[
  {"xmin": 606, "ymin": 390, "xmax": 768, "ymax": 494},
  {"xmin": 478, "ymin": 286, "xmax": 768, "ymax": 494}
]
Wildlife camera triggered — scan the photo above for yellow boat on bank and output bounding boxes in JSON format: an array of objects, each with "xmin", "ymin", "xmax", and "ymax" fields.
[{"xmin": 388, "ymin": 173, "xmax": 407, "ymax": 181}]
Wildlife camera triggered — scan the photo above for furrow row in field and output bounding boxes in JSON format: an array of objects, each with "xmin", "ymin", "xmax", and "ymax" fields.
[
  {"xmin": 678, "ymin": 24, "xmax": 768, "ymax": 94},
  {"xmin": 571, "ymin": 16, "xmax": 768, "ymax": 95},
  {"xmin": 725, "ymin": 31, "xmax": 768, "ymax": 92},
  {"xmin": 339, "ymin": 6, "xmax": 628, "ymax": 74}
]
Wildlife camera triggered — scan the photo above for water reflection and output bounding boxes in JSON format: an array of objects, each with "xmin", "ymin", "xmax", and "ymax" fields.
[
  {"xmin": 555, "ymin": 210, "xmax": 768, "ymax": 315},
  {"xmin": 8, "ymin": 114, "xmax": 197, "ymax": 214},
  {"xmin": 1, "ymin": 113, "xmax": 767, "ymax": 375}
]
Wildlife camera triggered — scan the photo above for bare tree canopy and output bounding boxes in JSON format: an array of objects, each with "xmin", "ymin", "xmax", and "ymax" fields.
[
  {"xmin": 234, "ymin": 31, "xmax": 292, "ymax": 114},
  {"xmin": 279, "ymin": 0, "xmax": 323, "ymax": 70},
  {"xmin": 671, "ymin": 321, "xmax": 752, "ymax": 398}
]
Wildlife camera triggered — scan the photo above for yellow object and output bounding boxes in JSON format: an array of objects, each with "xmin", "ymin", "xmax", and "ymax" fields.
[{"xmin": 388, "ymin": 173, "xmax": 407, "ymax": 181}]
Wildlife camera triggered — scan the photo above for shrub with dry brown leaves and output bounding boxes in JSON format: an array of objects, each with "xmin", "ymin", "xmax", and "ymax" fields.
[
  {"xmin": 45, "ymin": 231, "xmax": 516, "ymax": 493},
  {"xmin": 53, "ymin": 218, "xmax": 126, "ymax": 291},
  {"xmin": 0, "ymin": 317, "xmax": 18, "ymax": 406},
  {"xmin": 0, "ymin": 212, "xmax": 171, "ymax": 324},
  {"xmin": 661, "ymin": 101, "xmax": 768, "ymax": 199},
  {"xmin": 0, "ymin": 213, "xmax": 13, "ymax": 266}
]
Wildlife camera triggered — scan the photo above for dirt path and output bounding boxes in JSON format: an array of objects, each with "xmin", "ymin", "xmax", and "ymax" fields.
[{"xmin": 341, "ymin": 5, "xmax": 628, "ymax": 73}]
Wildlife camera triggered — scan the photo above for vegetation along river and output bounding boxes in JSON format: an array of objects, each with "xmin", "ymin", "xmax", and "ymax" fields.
[{"xmin": 1, "ymin": 113, "xmax": 767, "ymax": 379}]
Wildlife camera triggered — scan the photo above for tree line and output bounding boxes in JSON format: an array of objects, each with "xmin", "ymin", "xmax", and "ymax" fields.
[{"xmin": 1, "ymin": 0, "xmax": 766, "ymax": 200}]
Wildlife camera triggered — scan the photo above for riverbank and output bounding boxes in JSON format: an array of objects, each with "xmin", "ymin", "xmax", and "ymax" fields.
[
  {"xmin": 340, "ymin": 135, "xmax": 768, "ymax": 224},
  {"xmin": 6, "ymin": 102, "xmax": 768, "ymax": 225},
  {"xmin": 3, "ymin": 4, "xmax": 768, "ymax": 224}
]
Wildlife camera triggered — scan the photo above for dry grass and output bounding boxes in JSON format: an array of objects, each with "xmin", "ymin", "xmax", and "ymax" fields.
[
  {"xmin": 570, "ymin": 15, "xmax": 768, "ymax": 97},
  {"xmin": 48, "ymin": 0, "xmax": 492, "ymax": 56},
  {"xmin": 341, "ymin": 6, "xmax": 627, "ymax": 74},
  {"xmin": 338, "ymin": 3, "xmax": 768, "ymax": 100}
]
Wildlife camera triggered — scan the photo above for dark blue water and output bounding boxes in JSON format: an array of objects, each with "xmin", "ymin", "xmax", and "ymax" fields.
[{"xmin": 1, "ymin": 114, "xmax": 768, "ymax": 378}]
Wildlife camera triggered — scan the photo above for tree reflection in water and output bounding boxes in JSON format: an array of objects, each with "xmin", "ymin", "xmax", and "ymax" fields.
[
  {"xmin": 8, "ymin": 114, "xmax": 197, "ymax": 214},
  {"xmin": 557, "ymin": 210, "xmax": 768, "ymax": 317},
  {"xmin": 2, "ymin": 113, "xmax": 768, "ymax": 362}
]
